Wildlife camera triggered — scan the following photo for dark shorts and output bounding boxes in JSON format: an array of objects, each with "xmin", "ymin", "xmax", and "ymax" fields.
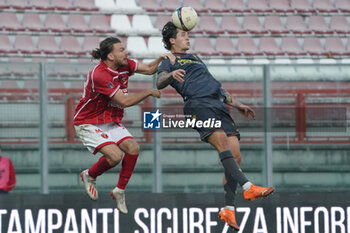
[{"xmin": 184, "ymin": 96, "xmax": 240, "ymax": 142}]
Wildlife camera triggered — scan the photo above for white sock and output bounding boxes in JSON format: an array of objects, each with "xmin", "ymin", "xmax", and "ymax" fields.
[
  {"xmin": 242, "ymin": 182, "xmax": 252, "ymax": 191},
  {"xmin": 115, "ymin": 187, "xmax": 124, "ymax": 192},
  {"xmin": 225, "ymin": 206, "xmax": 235, "ymax": 211}
]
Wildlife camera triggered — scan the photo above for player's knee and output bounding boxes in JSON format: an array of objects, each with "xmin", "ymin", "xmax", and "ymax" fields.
[
  {"xmin": 124, "ymin": 141, "xmax": 140, "ymax": 155},
  {"xmin": 108, "ymin": 150, "xmax": 123, "ymax": 166}
]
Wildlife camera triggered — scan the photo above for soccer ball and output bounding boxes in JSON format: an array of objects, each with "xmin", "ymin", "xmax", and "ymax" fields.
[{"xmin": 171, "ymin": 6, "xmax": 198, "ymax": 31}]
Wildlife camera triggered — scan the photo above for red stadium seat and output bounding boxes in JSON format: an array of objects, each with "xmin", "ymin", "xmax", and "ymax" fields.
[
  {"xmin": 215, "ymin": 38, "xmax": 240, "ymax": 56},
  {"xmin": 238, "ymin": 37, "xmax": 263, "ymax": 56},
  {"xmin": 303, "ymin": 37, "xmax": 327, "ymax": 56},
  {"xmin": 325, "ymin": 37, "xmax": 345, "ymax": 56},
  {"xmin": 335, "ymin": 0, "xmax": 350, "ymax": 12},
  {"xmin": 264, "ymin": 16, "xmax": 288, "ymax": 34},
  {"xmin": 281, "ymin": 37, "xmax": 307, "ymax": 56},
  {"xmin": 0, "ymin": 35, "xmax": 17, "ymax": 54},
  {"xmin": 160, "ymin": 0, "xmax": 181, "ymax": 12},
  {"xmin": 221, "ymin": 16, "xmax": 245, "ymax": 34},
  {"xmin": 45, "ymin": 14, "xmax": 70, "ymax": 33},
  {"xmin": 286, "ymin": 16, "xmax": 311, "ymax": 34},
  {"xmin": 308, "ymin": 16, "xmax": 332, "ymax": 34},
  {"xmin": 22, "ymin": 13, "xmax": 48, "ymax": 32},
  {"xmin": 139, "ymin": 0, "xmax": 163, "ymax": 12},
  {"xmin": 30, "ymin": 0, "xmax": 55, "ymax": 10},
  {"xmin": 195, "ymin": 16, "xmax": 224, "ymax": 35},
  {"xmin": 313, "ymin": 0, "xmax": 337, "ymax": 12},
  {"xmin": 290, "ymin": 0, "xmax": 315, "ymax": 13},
  {"xmin": 155, "ymin": 15, "xmax": 171, "ymax": 31},
  {"xmin": 183, "ymin": 0, "xmax": 207, "ymax": 13},
  {"xmin": 89, "ymin": 15, "xmax": 115, "ymax": 33},
  {"xmin": 60, "ymin": 36, "xmax": 85, "ymax": 55},
  {"xmin": 51, "ymin": 0, "xmax": 75, "ymax": 11},
  {"xmin": 259, "ymin": 37, "xmax": 284, "ymax": 56},
  {"xmin": 269, "ymin": 0, "xmax": 293, "ymax": 13},
  {"xmin": 0, "ymin": 13, "xmax": 24, "ymax": 31},
  {"xmin": 73, "ymin": 0, "xmax": 99, "ymax": 11},
  {"xmin": 247, "ymin": 0, "xmax": 272, "ymax": 12},
  {"xmin": 67, "ymin": 14, "xmax": 93, "ymax": 33},
  {"xmin": 226, "ymin": 0, "xmax": 249, "ymax": 13},
  {"xmin": 14, "ymin": 35, "xmax": 40, "ymax": 54},
  {"xmin": 37, "ymin": 36, "xmax": 64, "ymax": 55},
  {"xmin": 0, "ymin": 0, "xmax": 10, "ymax": 9},
  {"xmin": 194, "ymin": 37, "xmax": 219, "ymax": 56},
  {"xmin": 82, "ymin": 37, "xmax": 101, "ymax": 54},
  {"xmin": 330, "ymin": 16, "xmax": 350, "ymax": 34},
  {"xmin": 242, "ymin": 16, "xmax": 267, "ymax": 34},
  {"xmin": 204, "ymin": 0, "xmax": 229, "ymax": 13},
  {"xmin": 9, "ymin": 0, "xmax": 31, "ymax": 10}
]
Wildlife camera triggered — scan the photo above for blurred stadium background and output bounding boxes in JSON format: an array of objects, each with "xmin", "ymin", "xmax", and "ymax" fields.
[{"xmin": 0, "ymin": 0, "xmax": 349, "ymax": 231}]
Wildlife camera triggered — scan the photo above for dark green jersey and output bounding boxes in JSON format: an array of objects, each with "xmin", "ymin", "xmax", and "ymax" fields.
[{"xmin": 158, "ymin": 53, "xmax": 222, "ymax": 101}]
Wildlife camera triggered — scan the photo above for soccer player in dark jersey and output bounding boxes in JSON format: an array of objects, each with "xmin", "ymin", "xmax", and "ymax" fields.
[
  {"xmin": 74, "ymin": 37, "xmax": 174, "ymax": 214},
  {"xmin": 157, "ymin": 22, "xmax": 275, "ymax": 230}
]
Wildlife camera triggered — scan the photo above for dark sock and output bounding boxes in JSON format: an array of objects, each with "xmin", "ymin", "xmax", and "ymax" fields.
[
  {"xmin": 219, "ymin": 150, "xmax": 249, "ymax": 187},
  {"xmin": 224, "ymin": 171, "xmax": 238, "ymax": 206}
]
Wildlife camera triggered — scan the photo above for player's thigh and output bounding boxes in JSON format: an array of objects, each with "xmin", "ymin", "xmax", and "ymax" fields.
[
  {"xmin": 207, "ymin": 130, "xmax": 230, "ymax": 152},
  {"xmin": 99, "ymin": 143, "xmax": 123, "ymax": 166},
  {"xmin": 118, "ymin": 138, "xmax": 140, "ymax": 155}
]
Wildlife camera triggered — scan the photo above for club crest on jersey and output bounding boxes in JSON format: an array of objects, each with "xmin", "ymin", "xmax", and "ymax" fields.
[
  {"xmin": 101, "ymin": 133, "xmax": 109, "ymax": 139},
  {"xmin": 107, "ymin": 82, "xmax": 115, "ymax": 88}
]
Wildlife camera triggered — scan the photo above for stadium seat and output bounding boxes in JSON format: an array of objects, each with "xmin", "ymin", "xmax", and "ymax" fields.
[
  {"xmin": 155, "ymin": 15, "xmax": 172, "ymax": 31},
  {"xmin": 94, "ymin": 0, "xmax": 118, "ymax": 10},
  {"xmin": 193, "ymin": 37, "xmax": 219, "ymax": 56},
  {"xmin": 45, "ymin": 14, "xmax": 69, "ymax": 33},
  {"xmin": 89, "ymin": 15, "xmax": 115, "ymax": 33},
  {"xmin": 281, "ymin": 37, "xmax": 307, "ymax": 56},
  {"xmin": 0, "ymin": 35, "xmax": 17, "ymax": 54},
  {"xmin": 22, "ymin": 13, "xmax": 48, "ymax": 32},
  {"xmin": 139, "ymin": 0, "xmax": 163, "ymax": 12},
  {"xmin": 0, "ymin": 0, "xmax": 9, "ymax": 9},
  {"xmin": 286, "ymin": 16, "xmax": 311, "ymax": 34},
  {"xmin": 308, "ymin": 16, "xmax": 332, "ymax": 34},
  {"xmin": 14, "ymin": 35, "xmax": 40, "ymax": 54},
  {"xmin": 0, "ymin": 13, "xmax": 24, "ymax": 31},
  {"xmin": 183, "ymin": 0, "xmax": 207, "ymax": 13},
  {"xmin": 67, "ymin": 14, "xmax": 93, "ymax": 33},
  {"xmin": 269, "ymin": 0, "xmax": 293, "ymax": 13},
  {"xmin": 9, "ymin": 0, "xmax": 31, "ymax": 10},
  {"xmin": 325, "ymin": 37, "xmax": 345, "ymax": 56},
  {"xmin": 313, "ymin": 0, "xmax": 337, "ymax": 12},
  {"xmin": 30, "ymin": 0, "xmax": 55, "ymax": 10},
  {"xmin": 148, "ymin": 36, "xmax": 168, "ymax": 55},
  {"xmin": 264, "ymin": 16, "xmax": 288, "ymax": 34},
  {"xmin": 330, "ymin": 16, "xmax": 350, "ymax": 34},
  {"xmin": 160, "ymin": 0, "xmax": 181, "ymax": 12},
  {"xmin": 82, "ymin": 36, "xmax": 100, "ymax": 54},
  {"xmin": 126, "ymin": 37, "xmax": 150, "ymax": 57},
  {"xmin": 195, "ymin": 16, "xmax": 224, "ymax": 35},
  {"xmin": 73, "ymin": 0, "xmax": 99, "ymax": 11},
  {"xmin": 37, "ymin": 36, "xmax": 63, "ymax": 55},
  {"xmin": 51, "ymin": 0, "xmax": 75, "ymax": 11},
  {"xmin": 132, "ymin": 15, "xmax": 159, "ymax": 35},
  {"xmin": 60, "ymin": 36, "xmax": 85, "ymax": 55},
  {"xmin": 226, "ymin": 0, "xmax": 249, "ymax": 13},
  {"xmin": 247, "ymin": 0, "xmax": 272, "ymax": 12},
  {"xmin": 242, "ymin": 16, "xmax": 267, "ymax": 34},
  {"xmin": 115, "ymin": 0, "xmax": 142, "ymax": 11},
  {"xmin": 110, "ymin": 15, "xmax": 133, "ymax": 34},
  {"xmin": 345, "ymin": 39, "xmax": 350, "ymax": 56},
  {"xmin": 335, "ymin": 0, "xmax": 350, "ymax": 12},
  {"xmin": 221, "ymin": 16, "xmax": 245, "ymax": 34},
  {"xmin": 238, "ymin": 37, "xmax": 263, "ymax": 56},
  {"xmin": 215, "ymin": 38, "xmax": 240, "ymax": 56},
  {"xmin": 303, "ymin": 37, "xmax": 327, "ymax": 56},
  {"xmin": 291, "ymin": 0, "xmax": 315, "ymax": 13},
  {"xmin": 259, "ymin": 37, "xmax": 284, "ymax": 56},
  {"xmin": 204, "ymin": 0, "xmax": 229, "ymax": 13}
]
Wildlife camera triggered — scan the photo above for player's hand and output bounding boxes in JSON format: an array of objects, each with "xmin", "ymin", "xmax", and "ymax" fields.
[
  {"xmin": 237, "ymin": 104, "xmax": 256, "ymax": 120},
  {"xmin": 161, "ymin": 53, "xmax": 176, "ymax": 65},
  {"xmin": 172, "ymin": 69, "xmax": 185, "ymax": 83},
  {"xmin": 150, "ymin": 89, "xmax": 161, "ymax": 98}
]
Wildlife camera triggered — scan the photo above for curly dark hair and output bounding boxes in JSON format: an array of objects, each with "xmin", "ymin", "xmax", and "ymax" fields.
[
  {"xmin": 91, "ymin": 37, "xmax": 121, "ymax": 61},
  {"xmin": 162, "ymin": 21, "xmax": 179, "ymax": 51}
]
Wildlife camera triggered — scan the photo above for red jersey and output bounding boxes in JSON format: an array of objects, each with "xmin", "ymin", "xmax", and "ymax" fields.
[
  {"xmin": 0, "ymin": 156, "xmax": 16, "ymax": 192},
  {"xmin": 74, "ymin": 59, "xmax": 138, "ymax": 125}
]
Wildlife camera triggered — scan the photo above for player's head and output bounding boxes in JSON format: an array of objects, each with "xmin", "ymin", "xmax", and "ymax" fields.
[
  {"xmin": 162, "ymin": 21, "xmax": 190, "ymax": 53},
  {"xmin": 91, "ymin": 37, "xmax": 128, "ymax": 67}
]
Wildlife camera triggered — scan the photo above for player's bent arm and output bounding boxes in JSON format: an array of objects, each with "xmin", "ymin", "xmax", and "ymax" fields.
[
  {"xmin": 156, "ymin": 71, "xmax": 173, "ymax": 90},
  {"xmin": 221, "ymin": 88, "xmax": 241, "ymax": 108},
  {"xmin": 112, "ymin": 88, "xmax": 160, "ymax": 108}
]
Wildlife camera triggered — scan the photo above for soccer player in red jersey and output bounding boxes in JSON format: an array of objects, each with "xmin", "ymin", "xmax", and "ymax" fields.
[{"xmin": 74, "ymin": 37, "xmax": 174, "ymax": 214}]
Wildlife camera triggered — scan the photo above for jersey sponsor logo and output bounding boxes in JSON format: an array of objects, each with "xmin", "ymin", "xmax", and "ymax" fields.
[{"xmin": 177, "ymin": 58, "xmax": 203, "ymax": 66}]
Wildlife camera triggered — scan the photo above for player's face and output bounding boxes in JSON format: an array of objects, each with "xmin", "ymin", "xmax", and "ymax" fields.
[
  {"xmin": 109, "ymin": 43, "xmax": 128, "ymax": 67},
  {"xmin": 172, "ymin": 29, "xmax": 190, "ymax": 52}
]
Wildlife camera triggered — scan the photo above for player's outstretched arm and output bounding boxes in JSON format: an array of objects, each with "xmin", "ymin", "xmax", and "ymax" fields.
[
  {"xmin": 156, "ymin": 70, "xmax": 185, "ymax": 90},
  {"xmin": 136, "ymin": 53, "xmax": 176, "ymax": 75},
  {"xmin": 112, "ymin": 88, "xmax": 160, "ymax": 108},
  {"xmin": 221, "ymin": 88, "xmax": 256, "ymax": 120}
]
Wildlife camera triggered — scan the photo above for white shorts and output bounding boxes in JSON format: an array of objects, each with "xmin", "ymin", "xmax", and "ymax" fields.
[{"xmin": 74, "ymin": 122, "xmax": 133, "ymax": 155}]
